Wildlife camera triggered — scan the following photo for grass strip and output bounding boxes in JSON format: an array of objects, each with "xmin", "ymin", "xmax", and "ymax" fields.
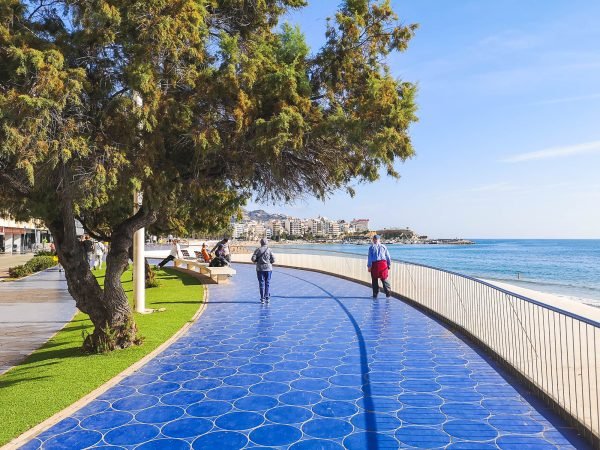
[{"xmin": 0, "ymin": 267, "xmax": 203, "ymax": 446}]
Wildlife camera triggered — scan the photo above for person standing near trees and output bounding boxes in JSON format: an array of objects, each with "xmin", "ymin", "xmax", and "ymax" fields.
[
  {"xmin": 367, "ymin": 235, "xmax": 392, "ymax": 298},
  {"xmin": 82, "ymin": 235, "xmax": 94, "ymax": 270},
  {"xmin": 251, "ymin": 238, "xmax": 275, "ymax": 304}
]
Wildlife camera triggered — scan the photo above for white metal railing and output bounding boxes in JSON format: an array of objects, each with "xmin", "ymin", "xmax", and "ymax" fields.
[{"xmin": 233, "ymin": 250, "xmax": 600, "ymax": 443}]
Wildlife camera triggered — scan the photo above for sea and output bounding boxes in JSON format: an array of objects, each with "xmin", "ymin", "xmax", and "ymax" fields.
[{"xmin": 273, "ymin": 239, "xmax": 600, "ymax": 308}]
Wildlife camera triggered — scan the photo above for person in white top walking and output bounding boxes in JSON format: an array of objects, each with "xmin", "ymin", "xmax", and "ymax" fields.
[{"xmin": 93, "ymin": 241, "xmax": 106, "ymax": 270}]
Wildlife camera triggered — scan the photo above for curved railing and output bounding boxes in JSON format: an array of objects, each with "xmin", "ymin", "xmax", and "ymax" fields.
[{"xmin": 232, "ymin": 248, "xmax": 600, "ymax": 443}]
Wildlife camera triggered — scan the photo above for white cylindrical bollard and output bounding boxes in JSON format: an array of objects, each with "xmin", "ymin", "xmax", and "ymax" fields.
[{"xmin": 133, "ymin": 190, "xmax": 146, "ymax": 313}]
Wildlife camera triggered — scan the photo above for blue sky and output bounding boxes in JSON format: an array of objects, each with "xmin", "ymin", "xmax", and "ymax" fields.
[{"xmin": 248, "ymin": 0, "xmax": 600, "ymax": 238}]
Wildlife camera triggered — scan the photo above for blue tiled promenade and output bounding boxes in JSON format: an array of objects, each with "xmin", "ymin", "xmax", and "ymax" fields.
[{"xmin": 21, "ymin": 265, "xmax": 586, "ymax": 449}]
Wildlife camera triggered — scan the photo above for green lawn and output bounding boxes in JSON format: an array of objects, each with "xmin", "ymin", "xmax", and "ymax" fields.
[{"xmin": 0, "ymin": 267, "xmax": 203, "ymax": 446}]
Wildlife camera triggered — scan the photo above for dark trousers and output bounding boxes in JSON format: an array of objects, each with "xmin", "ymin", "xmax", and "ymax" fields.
[
  {"xmin": 158, "ymin": 255, "xmax": 175, "ymax": 268},
  {"xmin": 371, "ymin": 276, "xmax": 391, "ymax": 297},
  {"xmin": 257, "ymin": 270, "xmax": 272, "ymax": 300}
]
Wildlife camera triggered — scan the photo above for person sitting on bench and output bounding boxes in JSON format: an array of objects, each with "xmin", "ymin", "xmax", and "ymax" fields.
[
  {"xmin": 200, "ymin": 243, "xmax": 212, "ymax": 263},
  {"xmin": 157, "ymin": 239, "xmax": 182, "ymax": 269},
  {"xmin": 209, "ymin": 243, "xmax": 229, "ymax": 267}
]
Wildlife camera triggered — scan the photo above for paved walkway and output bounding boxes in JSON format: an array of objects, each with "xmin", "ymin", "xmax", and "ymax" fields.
[
  {"xmin": 0, "ymin": 267, "xmax": 76, "ymax": 375},
  {"xmin": 19, "ymin": 265, "xmax": 587, "ymax": 449}
]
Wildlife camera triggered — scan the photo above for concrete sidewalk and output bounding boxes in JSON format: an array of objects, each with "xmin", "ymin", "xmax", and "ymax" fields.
[{"xmin": 0, "ymin": 267, "xmax": 76, "ymax": 375}]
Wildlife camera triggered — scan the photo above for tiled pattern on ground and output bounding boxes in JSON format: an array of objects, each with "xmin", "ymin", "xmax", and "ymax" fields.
[{"xmin": 19, "ymin": 264, "xmax": 586, "ymax": 449}]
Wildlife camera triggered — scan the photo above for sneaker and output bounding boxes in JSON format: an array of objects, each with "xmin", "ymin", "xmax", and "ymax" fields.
[
  {"xmin": 265, "ymin": 297, "xmax": 270, "ymax": 303},
  {"xmin": 260, "ymin": 298, "xmax": 265, "ymax": 304}
]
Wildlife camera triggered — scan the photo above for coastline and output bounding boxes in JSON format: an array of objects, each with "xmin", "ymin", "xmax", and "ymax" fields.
[{"xmin": 481, "ymin": 278, "xmax": 600, "ymax": 321}]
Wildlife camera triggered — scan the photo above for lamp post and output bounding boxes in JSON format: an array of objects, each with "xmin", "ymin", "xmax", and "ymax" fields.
[{"xmin": 133, "ymin": 191, "xmax": 146, "ymax": 313}]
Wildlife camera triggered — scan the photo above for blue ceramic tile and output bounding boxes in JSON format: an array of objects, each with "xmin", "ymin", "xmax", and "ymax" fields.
[
  {"xmin": 489, "ymin": 415, "xmax": 545, "ymax": 434},
  {"xmin": 162, "ymin": 417, "xmax": 212, "ymax": 438},
  {"xmin": 442, "ymin": 402, "xmax": 490, "ymax": 420},
  {"xmin": 75, "ymin": 400, "xmax": 111, "ymax": 415},
  {"xmin": 21, "ymin": 264, "xmax": 581, "ymax": 450},
  {"xmin": 182, "ymin": 378, "xmax": 221, "ymax": 391},
  {"xmin": 497, "ymin": 435, "xmax": 559, "ymax": 449},
  {"xmin": 187, "ymin": 400, "xmax": 232, "ymax": 417},
  {"xmin": 42, "ymin": 430, "xmax": 101, "ymax": 449},
  {"xmin": 215, "ymin": 411, "xmax": 264, "ymax": 430},
  {"xmin": 104, "ymin": 424, "xmax": 159, "ymax": 446},
  {"xmin": 161, "ymin": 370, "xmax": 197, "ymax": 383},
  {"xmin": 234, "ymin": 395, "xmax": 279, "ymax": 411},
  {"xmin": 322, "ymin": 386, "xmax": 362, "ymax": 401},
  {"xmin": 192, "ymin": 431, "xmax": 248, "ymax": 450},
  {"xmin": 135, "ymin": 405, "xmax": 184, "ymax": 424},
  {"xmin": 263, "ymin": 370, "xmax": 299, "ymax": 382},
  {"xmin": 250, "ymin": 424, "xmax": 302, "ymax": 446},
  {"xmin": 398, "ymin": 392, "xmax": 443, "ymax": 407},
  {"xmin": 351, "ymin": 412, "xmax": 401, "ymax": 432},
  {"xmin": 266, "ymin": 406, "xmax": 312, "ymax": 424},
  {"xmin": 223, "ymin": 374, "xmax": 262, "ymax": 386},
  {"xmin": 112, "ymin": 394, "xmax": 158, "ymax": 411},
  {"xmin": 200, "ymin": 367, "xmax": 236, "ymax": 378},
  {"xmin": 135, "ymin": 438, "xmax": 191, "ymax": 450},
  {"xmin": 291, "ymin": 379, "xmax": 330, "ymax": 391},
  {"xmin": 138, "ymin": 381, "xmax": 180, "ymax": 396},
  {"xmin": 396, "ymin": 426, "xmax": 451, "ymax": 448},
  {"xmin": 397, "ymin": 407, "xmax": 446, "ymax": 425},
  {"xmin": 239, "ymin": 363, "xmax": 273, "ymax": 374},
  {"xmin": 300, "ymin": 367, "xmax": 336, "ymax": 378},
  {"xmin": 249, "ymin": 381, "xmax": 290, "ymax": 395},
  {"xmin": 206, "ymin": 386, "xmax": 248, "ymax": 400},
  {"xmin": 312, "ymin": 400, "xmax": 357, "ymax": 418},
  {"xmin": 161, "ymin": 390, "xmax": 205, "ymax": 405},
  {"xmin": 98, "ymin": 386, "xmax": 136, "ymax": 401},
  {"xmin": 80, "ymin": 411, "xmax": 133, "ymax": 430},
  {"xmin": 289, "ymin": 439, "xmax": 345, "ymax": 450},
  {"xmin": 444, "ymin": 419, "xmax": 498, "ymax": 441},
  {"xmin": 343, "ymin": 432, "xmax": 399, "ymax": 449},
  {"xmin": 302, "ymin": 418, "xmax": 353, "ymax": 439}
]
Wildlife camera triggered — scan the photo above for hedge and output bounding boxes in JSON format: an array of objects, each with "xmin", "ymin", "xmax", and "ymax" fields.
[{"xmin": 8, "ymin": 255, "xmax": 56, "ymax": 278}]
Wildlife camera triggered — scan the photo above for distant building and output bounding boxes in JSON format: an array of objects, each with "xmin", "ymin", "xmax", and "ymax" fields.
[
  {"xmin": 351, "ymin": 219, "xmax": 370, "ymax": 233},
  {"xmin": 0, "ymin": 216, "xmax": 50, "ymax": 253}
]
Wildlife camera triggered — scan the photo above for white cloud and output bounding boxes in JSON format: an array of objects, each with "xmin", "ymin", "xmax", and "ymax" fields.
[{"xmin": 502, "ymin": 140, "xmax": 600, "ymax": 163}]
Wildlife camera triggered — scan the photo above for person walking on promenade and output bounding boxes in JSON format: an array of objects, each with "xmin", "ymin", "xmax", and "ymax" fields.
[
  {"xmin": 367, "ymin": 234, "xmax": 392, "ymax": 298},
  {"xmin": 251, "ymin": 238, "xmax": 275, "ymax": 304},
  {"xmin": 157, "ymin": 239, "xmax": 182, "ymax": 269},
  {"xmin": 93, "ymin": 240, "xmax": 106, "ymax": 270},
  {"xmin": 211, "ymin": 238, "xmax": 231, "ymax": 262}
]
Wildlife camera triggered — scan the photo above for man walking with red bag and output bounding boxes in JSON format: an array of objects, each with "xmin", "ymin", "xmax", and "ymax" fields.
[{"xmin": 367, "ymin": 235, "xmax": 392, "ymax": 298}]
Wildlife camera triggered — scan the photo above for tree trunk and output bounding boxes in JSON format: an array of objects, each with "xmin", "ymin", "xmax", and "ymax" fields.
[{"xmin": 49, "ymin": 196, "xmax": 157, "ymax": 352}]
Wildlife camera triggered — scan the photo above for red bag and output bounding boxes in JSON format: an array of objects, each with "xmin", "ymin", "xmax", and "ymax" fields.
[{"xmin": 371, "ymin": 260, "xmax": 389, "ymax": 280}]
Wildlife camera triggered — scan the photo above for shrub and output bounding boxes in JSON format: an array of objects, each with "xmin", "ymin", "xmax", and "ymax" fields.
[
  {"xmin": 8, "ymin": 255, "xmax": 56, "ymax": 278},
  {"xmin": 35, "ymin": 250, "xmax": 56, "ymax": 257},
  {"xmin": 8, "ymin": 265, "xmax": 29, "ymax": 278},
  {"xmin": 25, "ymin": 256, "xmax": 56, "ymax": 273}
]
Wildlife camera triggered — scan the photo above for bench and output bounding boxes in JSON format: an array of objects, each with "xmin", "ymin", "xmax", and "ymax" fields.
[
  {"xmin": 174, "ymin": 258, "xmax": 208, "ymax": 272},
  {"xmin": 173, "ymin": 258, "xmax": 235, "ymax": 283},
  {"xmin": 201, "ymin": 266, "xmax": 236, "ymax": 284}
]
